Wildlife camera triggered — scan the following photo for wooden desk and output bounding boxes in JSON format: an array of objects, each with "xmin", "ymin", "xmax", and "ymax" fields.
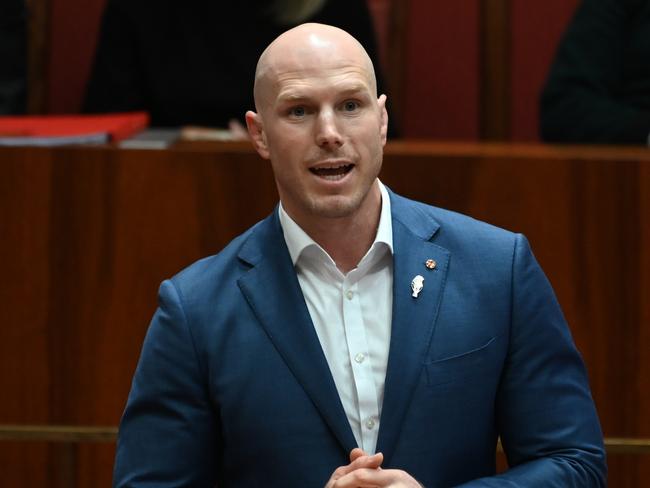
[{"xmin": 1, "ymin": 141, "xmax": 648, "ymax": 486}]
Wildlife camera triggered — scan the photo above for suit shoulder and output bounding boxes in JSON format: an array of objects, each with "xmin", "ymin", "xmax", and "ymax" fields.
[
  {"xmin": 432, "ymin": 205, "xmax": 517, "ymax": 245},
  {"xmin": 391, "ymin": 192, "xmax": 518, "ymax": 247}
]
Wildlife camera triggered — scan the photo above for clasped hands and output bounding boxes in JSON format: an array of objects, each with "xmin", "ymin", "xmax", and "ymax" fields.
[{"xmin": 325, "ymin": 448, "xmax": 423, "ymax": 487}]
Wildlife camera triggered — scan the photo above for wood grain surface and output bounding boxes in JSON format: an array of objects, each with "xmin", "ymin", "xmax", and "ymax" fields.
[{"xmin": 1, "ymin": 141, "xmax": 648, "ymax": 486}]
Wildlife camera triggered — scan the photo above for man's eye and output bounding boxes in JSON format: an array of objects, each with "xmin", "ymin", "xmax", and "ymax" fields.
[
  {"xmin": 343, "ymin": 101, "xmax": 359, "ymax": 112},
  {"xmin": 289, "ymin": 107, "xmax": 306, "ymax": 117}
]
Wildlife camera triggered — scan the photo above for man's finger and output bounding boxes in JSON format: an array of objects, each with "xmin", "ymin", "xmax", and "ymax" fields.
[
  {"xmin": 342, "ymin": 451, "xmax": 383, "ymax": 474},
  {"xmin": 326, "ymin": 451, "xmax": 384, "ymax": 486},
  {"xmin": 349, "ymin": 447, "xmax": 368, "ymax": 462},
  {"xmin": 331, "ymin": 467, "xmax": 423, "ymax": 488}
]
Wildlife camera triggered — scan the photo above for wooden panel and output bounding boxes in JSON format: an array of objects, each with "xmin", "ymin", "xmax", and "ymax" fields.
[
  {"xmin": 25, "ymin": 0, "xmax": 51, "ymax": 113},
  {"xmin": 479, "ymin": 0, "xmax": 510, "ymax": 140},
  {"xmin": 384, "ymin": 0, "xmax": 409, "ymax": 130},
  {"xmin": 367, "ymin": 0, "xmax": 391, "ymax": 72},
  {"xmin": 640, "ymin": 160, "xmax": 650, "ymax": 484},
  {"xmin": 46, "ymin": 0, "xmax": 106, "ymax": 113},
  {"xmin": 0, "ymin": 145, "xmax": 278, "ymax": 486},
  {"xmin": 510, "ymin": 0, "xmax": 580, "ymax": 141},
  {"xmin": 1, "ymin": 141, "xmax": 648, "ymax": 486},
  {"xmin": 401, "ymin": 1, "xmax": 480, "ymax": 139},
  {"xmin": 0, "ymin": 154, "xmax": 52, "ymax": 486}
]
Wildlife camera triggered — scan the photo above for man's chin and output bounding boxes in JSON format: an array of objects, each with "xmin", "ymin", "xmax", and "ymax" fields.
[{"xmin": 308, "ymin": 195, "xmax": 361, "ymax": 220}]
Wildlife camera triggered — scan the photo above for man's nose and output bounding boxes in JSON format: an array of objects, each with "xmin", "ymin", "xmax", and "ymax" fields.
[{"xmin": 315, "ymin": 109, "xmax": 343, "ymax": 148}]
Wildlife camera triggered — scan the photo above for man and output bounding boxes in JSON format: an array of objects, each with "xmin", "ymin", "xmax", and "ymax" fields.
[{"xmin": 113, "ymin": 24, "xmax": 606, "ymax": 487}]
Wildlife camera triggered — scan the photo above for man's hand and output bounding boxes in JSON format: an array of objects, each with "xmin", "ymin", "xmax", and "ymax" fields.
[{"xmin": 325, "ymin": 448, "xmax": 423, "ymax": 487}]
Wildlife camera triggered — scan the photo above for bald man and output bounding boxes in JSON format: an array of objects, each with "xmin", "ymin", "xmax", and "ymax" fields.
[{"xmin": 113, "ymin": 24, "xmax": 606, "ymax": 487}]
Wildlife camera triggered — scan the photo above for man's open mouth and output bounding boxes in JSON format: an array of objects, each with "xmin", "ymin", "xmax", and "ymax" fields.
[{"xmin": 309, "ymin": 163, "xmax": 354, "ymax": 181}]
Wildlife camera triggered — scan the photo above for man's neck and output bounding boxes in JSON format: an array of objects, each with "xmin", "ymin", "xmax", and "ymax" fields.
[{"xmin": 289, "ymin": 184, "xmax": 382, "ymax": 274}]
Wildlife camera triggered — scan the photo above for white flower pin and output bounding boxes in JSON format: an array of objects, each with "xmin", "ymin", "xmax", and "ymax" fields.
[{"xmin": 411, "ymin": 275, "xmax": 424, "ymax": 298}]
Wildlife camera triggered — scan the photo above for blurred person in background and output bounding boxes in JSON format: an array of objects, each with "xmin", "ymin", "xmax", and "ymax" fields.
[
  {"xmin": 540, "ymin": 0, "xmax": 650, "ymax": 145},
  {"xmin": 0, "ymin": 0, "xmax": 27, "ymax": 114},
  {"xmin": 83, "ymin": 0, "xmax": 388, "ymax": 138}
]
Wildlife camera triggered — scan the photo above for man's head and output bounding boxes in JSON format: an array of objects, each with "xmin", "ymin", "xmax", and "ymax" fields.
[{"xmin": 246, "ymin": 23, "xmax": 388, "ymax": 227}]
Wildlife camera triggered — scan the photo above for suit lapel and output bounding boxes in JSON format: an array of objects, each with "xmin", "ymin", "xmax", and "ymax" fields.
[
  {"xmin": 377, "ymin": 192, "xmax": 450, "ymax": 464},
  {"xmin": 236, "ymin": 211, "xmax": 357, "ymax": 454}
]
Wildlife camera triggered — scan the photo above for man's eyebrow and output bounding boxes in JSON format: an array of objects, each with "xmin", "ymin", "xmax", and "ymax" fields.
[
  {"xmin": 276, "ymin": 84, "xmax": 371, "ymax": 105},
  {"xmin": 335, "ymin": 83, "xmax": 371, "ymax": 95},
  {"xmin": 276, "ymin": 93, "xmax": 310, "ymax": 104}
]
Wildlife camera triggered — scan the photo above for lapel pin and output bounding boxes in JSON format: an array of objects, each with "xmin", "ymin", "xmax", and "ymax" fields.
[
  {"xmin": 411, "ymin": 275, "xmax": 424, "ymax": 298},
  {"xmin": 425, "ymin": 259, "xmax": 437, "ymax": 270}
]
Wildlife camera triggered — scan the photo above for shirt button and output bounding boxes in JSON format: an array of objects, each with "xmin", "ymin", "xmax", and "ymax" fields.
[
  {"xmin": 345, "ymin": 290, "xmax": 354, "ymax": 300},
  {"xmin": 365, "ymin": 418, "xmax": 375, "ymax": 430},
  {"xmin": 354, "ymin": 353, "xmax": 365, "ymax": 364}
]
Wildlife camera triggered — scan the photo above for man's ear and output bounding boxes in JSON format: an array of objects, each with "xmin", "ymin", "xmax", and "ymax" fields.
[
  {"xmin": 245, "ymin": 110, "xmax": 270, "ymax": 159},
  {"xmin": 377, "ymin": 94, "xmax": 388, "ymax": 146}
]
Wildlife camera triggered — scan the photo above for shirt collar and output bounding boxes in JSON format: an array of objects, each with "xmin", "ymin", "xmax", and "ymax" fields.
[{"xmin": 279, "ymin": 180, "xmax": 394, "ymax": 267}]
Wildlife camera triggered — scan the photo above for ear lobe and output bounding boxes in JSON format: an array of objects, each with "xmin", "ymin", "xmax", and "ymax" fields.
[{"xmin": 245, "ymin": 110, "xmax": 270, "ymax": 159}]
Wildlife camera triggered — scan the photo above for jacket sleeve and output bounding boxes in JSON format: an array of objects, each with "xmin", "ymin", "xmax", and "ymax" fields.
[
  {"xmin": 539, "ymin": 0, "xmax": 650, "ymax": 144},
  {"xmin": 456, "ymin": 234, "xmax": 607, "ymax": 487},
  {"xmin": 113, "ymin": 279, "xmax": 219, "ymax": 487}
]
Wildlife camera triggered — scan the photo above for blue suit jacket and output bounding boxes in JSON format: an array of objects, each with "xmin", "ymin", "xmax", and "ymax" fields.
[{"xmin": 113, "ymin": 190, "xmax": 606, "ymax": 487}]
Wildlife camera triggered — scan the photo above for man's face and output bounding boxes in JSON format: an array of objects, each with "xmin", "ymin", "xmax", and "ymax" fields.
[{"xmin": 247, "ymin": 32, "xmax": 388, "ymax": 226}]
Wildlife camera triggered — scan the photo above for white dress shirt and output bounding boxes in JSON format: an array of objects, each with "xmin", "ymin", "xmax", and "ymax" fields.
[{"xmin": 278, "ymin": 180, "xmax": 393, "ymax": 453}]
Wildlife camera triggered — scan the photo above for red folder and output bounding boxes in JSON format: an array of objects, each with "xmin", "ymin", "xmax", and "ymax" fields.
[{"xmin": 0, "ymin": 112, "xmax": 149, "ymax": 145}]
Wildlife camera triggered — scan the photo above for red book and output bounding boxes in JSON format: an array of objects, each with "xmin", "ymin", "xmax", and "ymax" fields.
[{"xmin": 0, "ymin": 112, "xmax": 149, "ymax": 146}]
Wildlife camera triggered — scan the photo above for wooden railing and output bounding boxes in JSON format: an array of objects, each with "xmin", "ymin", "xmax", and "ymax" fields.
[
  {"xmin": 1, "ymin": 425, "xmax": 649, "ymax": 454},
  {"xmin": 0, "ymin": 425, "xmax": 117, "ymax": 442}
]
